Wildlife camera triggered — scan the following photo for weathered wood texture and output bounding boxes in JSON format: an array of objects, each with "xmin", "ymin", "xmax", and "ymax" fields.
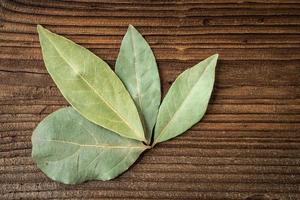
[{"xmin": 0, "ymin": 0, "xmax": 300, "ymax": 199}]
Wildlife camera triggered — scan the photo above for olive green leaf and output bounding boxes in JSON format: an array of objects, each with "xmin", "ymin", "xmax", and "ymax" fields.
[
  {"xmin": 115, "ymin": 25, "xmax": 161, "ymax": 144},
  {"xmin": 32, "ymin": 107, "xmax": 148, "ymax": 184},
  {"xmin": 37, "ymin": 25, "xmax": 145, "ymax": 142},
  {"xmin": 153, "ymin": 54, "xmax": 218, "ymax": 145}
]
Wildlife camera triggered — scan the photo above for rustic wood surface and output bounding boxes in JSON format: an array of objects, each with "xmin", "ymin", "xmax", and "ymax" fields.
[{"xmin": 0, "ymin": 0, "xmax": 300, "ymax": 199}]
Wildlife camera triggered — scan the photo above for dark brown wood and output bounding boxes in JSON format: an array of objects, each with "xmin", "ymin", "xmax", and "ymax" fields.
[{"xmin": 0, "ymin": 0, "xmax": 299, "ymax": 199}]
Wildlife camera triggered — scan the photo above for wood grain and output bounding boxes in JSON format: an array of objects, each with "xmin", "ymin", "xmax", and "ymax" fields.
[{"xmin": 0, "ymin": 0, "xmax": 299, "ymax": 199}]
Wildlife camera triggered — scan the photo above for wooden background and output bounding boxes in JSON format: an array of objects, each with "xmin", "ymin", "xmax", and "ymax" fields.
[{"xmin": 0, "ymin": 0, "xmax": 300, "ymax": 199}]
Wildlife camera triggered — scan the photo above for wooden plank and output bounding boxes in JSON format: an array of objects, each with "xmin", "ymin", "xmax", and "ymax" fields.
[{"xmin": 0, "ymin": 0, "xmax": 299, "ymax": 199}]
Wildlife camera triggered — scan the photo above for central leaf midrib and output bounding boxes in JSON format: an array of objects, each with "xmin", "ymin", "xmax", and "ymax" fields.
[
  {"xmin": 45, "ymin": 33, "xmax": 141, "ymax": 138},
  {"xmin": 129, "ymin": 29, "xmax": 142, "ymax": 109},
  {"xmin": 37, "ymin": 139, "xmax": 146, "ymax": 149}
]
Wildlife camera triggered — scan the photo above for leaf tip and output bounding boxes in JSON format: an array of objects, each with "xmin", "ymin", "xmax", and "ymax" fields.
[
  {"xmin": 207, "ymin": 53, "xmax": 219, "ymax": 68},
  {"xmin": 37, "ymin": 24, "xmax": 44, "ymax": 33},
  {"xmin": 212, "ymin": 53, "xmax": 219, "ymax": 60},
  {"xmin": 37, "ymin": 25, "xmax": 50, "ymax": 39},
  {"xmin": 128, "ymin": 24, "xmax": 134, "ymax": 29},
  {"xmin": 127, "ymin": 24, "xmax": 138, "ymax": 34}
]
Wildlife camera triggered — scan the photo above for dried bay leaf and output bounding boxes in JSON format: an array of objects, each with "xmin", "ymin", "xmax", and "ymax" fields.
[
  {"xmin": 37, "ymin": 25, "xmax": 145, "ymax": 142},
  {"xmin": 33, "ymin": 24, "xmax": 219, "ymax": 184},
  {"xmin": 32, "ymin": 107, "xmax": 148, "ymax": 184},
  {"xmin": 116, "ymin": 25, "xmax": 161, "ymax": 143},
  {"xmin": 153, "ymin": 54, "xmax": 218, "ymax": 145}
]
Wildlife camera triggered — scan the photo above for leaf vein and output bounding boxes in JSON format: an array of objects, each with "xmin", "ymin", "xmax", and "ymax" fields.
[{"xmin": 36, "ymin": 139, "xmax": 145, "ymax": 149}]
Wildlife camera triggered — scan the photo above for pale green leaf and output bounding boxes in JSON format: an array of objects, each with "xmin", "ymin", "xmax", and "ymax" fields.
[
  {"xmin": 153, "ymin": 54, "xmax": 218, "ymax": 145},
  {"xmin": 32, "ymin": 107, "xmax": 148, "ymax": 184},
  {"xmin": 37, "ymin": 25, "xmax": 145, "ymax": 142},
  {"xmin": 115, "ymin": 25, "xmax": 161, "ymax": 143}
]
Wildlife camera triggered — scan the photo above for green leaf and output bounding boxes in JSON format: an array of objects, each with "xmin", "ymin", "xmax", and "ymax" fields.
[
  {"xmin": 115, "ymin": 25, "xmax": 161, "ymax": 143},
  {"xmin": 153, "ymin": 54, "xmax": 218, "ymax": 145},
  {"xmin": 37, "ymin": 25, "xmax": 145, "ymax": 142},
  {"xmin": 32, "ymin": 107, "xmax": 148, "ymax": 184}
]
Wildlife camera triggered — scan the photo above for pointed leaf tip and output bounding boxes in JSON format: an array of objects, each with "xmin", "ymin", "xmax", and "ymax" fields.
[
  {"xmin": 206, "ymin": 53, "xmax": 219, "ymax": 63},
  {"xmin": 37, "ymin": 25, "xmax": 45, "ymax": 34},
  {"xmin": 213, "ymin": 53, "xmax": 219, "ymax": 59}
]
